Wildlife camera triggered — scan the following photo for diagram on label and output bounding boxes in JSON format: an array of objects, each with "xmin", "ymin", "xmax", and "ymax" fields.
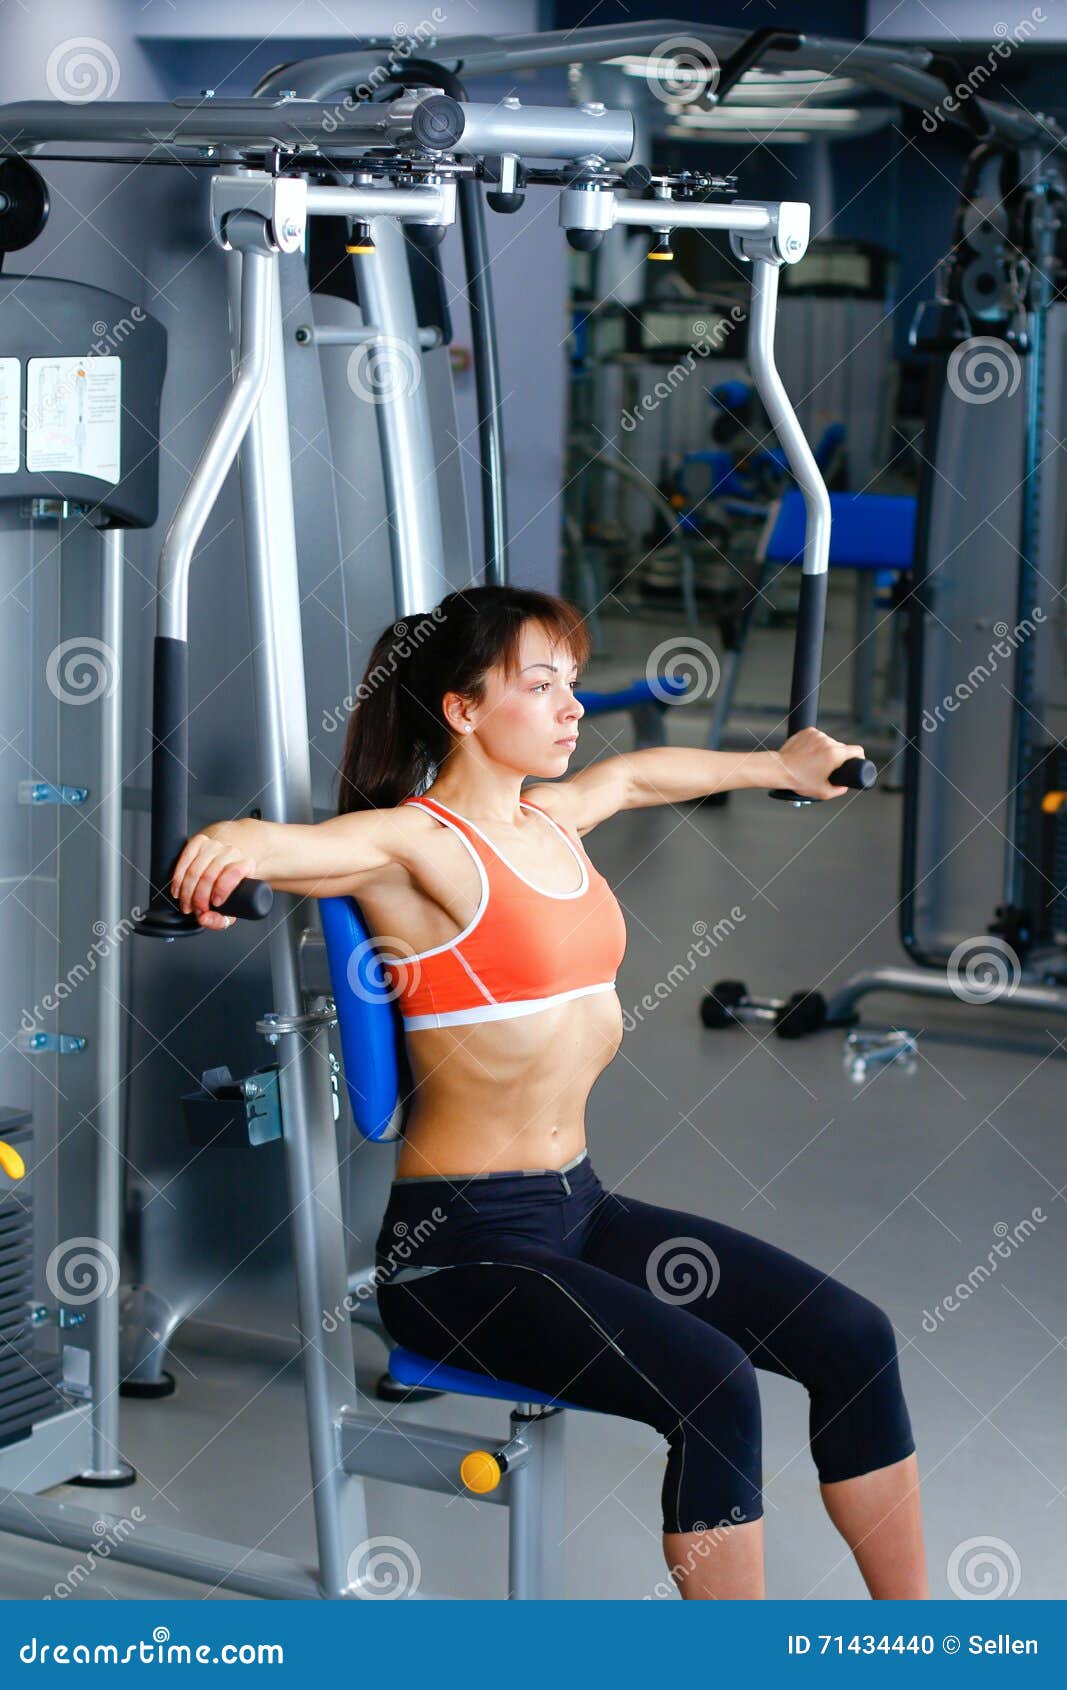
[{"xmin": 26, "ymin": 355, "xmax": 121, "ymax": 483}]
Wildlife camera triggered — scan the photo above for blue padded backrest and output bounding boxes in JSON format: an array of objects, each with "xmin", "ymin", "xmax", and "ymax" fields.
[
  {"xmin": 767, "ymin": 489, "xmax": 916, "ymax": 572},
  {"xmin": 319, "ymin": 895, "xmax": 407, "ymax": 1142}
]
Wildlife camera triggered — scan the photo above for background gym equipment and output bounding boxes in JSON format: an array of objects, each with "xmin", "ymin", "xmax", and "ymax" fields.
[
  {"xmin": 699, "ymin": 980, "xmax": 830, "ymax": 1039},
  {"xmin": 1, "ymin": 17, "xmax": 1063, "ymax": 1600},
  {"xmin": 0, "ymin": 263, "xmax": 166, "ymax": 1494},
  {"xmin": 787, "ymin": 139, "xmax": 1067, "ymax": 1031}
]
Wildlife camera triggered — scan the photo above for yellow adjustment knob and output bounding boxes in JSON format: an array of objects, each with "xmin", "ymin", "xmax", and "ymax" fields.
[
  {"xmin": 1041, "ymin": 791, "xmax": 1066, "ymax": 814},
  {"xmin": 460, "ymin": 1449, "xmax": 502, "ymax": 1494},
  {"xmin": 345, "ymin": 243, "xmax": 375, "ymax": 254},
  {"xmin": 0, "ymin": 1141, "xmax": 26, "ymax": 1181}
]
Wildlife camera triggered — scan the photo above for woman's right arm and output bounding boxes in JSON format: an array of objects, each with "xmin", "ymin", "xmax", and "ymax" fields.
[{"xmin": 170, "ymin": 810, "xmax": 410, "ymax": 930}]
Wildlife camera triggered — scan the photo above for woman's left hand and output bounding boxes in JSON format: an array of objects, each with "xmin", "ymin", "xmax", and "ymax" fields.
[{"xmin": 772, "ymin": 727, "xmax": 868, "ymax": 800}]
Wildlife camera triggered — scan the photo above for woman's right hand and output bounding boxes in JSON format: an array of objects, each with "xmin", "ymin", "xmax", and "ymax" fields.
[{"xmin": 170, "ymin": 831, "xmax": 260, "ymax": 931}]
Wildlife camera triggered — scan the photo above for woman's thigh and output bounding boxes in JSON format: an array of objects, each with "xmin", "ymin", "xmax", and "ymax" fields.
[
  {"xmin": 377, "ymin": 1249, "xmax": 758, "ymax": 1439},
  {"xmin": 581, "ymin": 1189, "xmax": 887, "ymax": 1387}
]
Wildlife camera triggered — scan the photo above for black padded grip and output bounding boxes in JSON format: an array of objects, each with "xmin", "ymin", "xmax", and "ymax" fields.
[
  {"xmin": 785, "ymin": 570, "xmax": 828, "ymax": 736},
  {"xmin": 148, "ymin": 634, "xmax": 190, "ymax": 899},
  {"xmin": 217, "ymin": 878, "xmax": 274, "ymax": 921},
  {"xmin": 138, "ymin": 635, "xmax": 274, "ymax": 935},
  {"xmin": 832, "ymin": 757, "xmax": 877, "ymax": 790}
]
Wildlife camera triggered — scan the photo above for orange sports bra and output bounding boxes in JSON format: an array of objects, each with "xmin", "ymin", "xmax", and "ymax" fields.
[{"xmin": 381, "ymin": 794, "xmax": 628, "ymax": 1031}]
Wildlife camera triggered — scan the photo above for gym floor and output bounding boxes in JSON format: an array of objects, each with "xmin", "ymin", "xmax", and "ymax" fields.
[{"xmin": 4, "ymin": 582, "xmax": 1064, "ymax": 1600}]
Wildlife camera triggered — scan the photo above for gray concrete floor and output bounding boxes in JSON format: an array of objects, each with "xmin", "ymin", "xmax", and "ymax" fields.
[{"xmin": 2, "ymin": 587, "xmax": 1065, "ymax": 1600}]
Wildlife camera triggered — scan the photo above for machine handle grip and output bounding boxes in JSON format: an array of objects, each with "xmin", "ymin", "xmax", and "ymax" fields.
[
  {"xmin": 832, "ymin": 756, "xmax": 877, "ymax": 791},
  {"xmin": 216, "ymin": 878, "xmax": 274, "ymax": 921},
  {"xmin": 769, "ymin": 755, "xmax": 879, "ymax": 805},
  {"xmin": 136, "ymin": 635, "xmax": 274, "ymax": 936}
]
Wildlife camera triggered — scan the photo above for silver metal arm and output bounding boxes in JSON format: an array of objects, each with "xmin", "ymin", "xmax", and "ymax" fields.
[
  {"xmin": 737, "ymin": 226, "xmax": 830, "ymax": 582},
  {"xmin": 256, "ymin": 24, "xmax": 1061, "ymax": 150},
  {"xmin": 0, "ymin": 94, "xmax": 633, "ymax": 162},
  {"xmin": 158, "ymin": 238, "xmax": 274, "ymax": 642}
]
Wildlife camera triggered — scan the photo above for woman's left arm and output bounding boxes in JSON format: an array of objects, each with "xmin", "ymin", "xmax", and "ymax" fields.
[{"xmin": 627, "ymin": 728, "xmax": 869, "ymax": 807}]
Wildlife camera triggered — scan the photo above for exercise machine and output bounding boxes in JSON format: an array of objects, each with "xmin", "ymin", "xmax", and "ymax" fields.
[{"xmin": 0, "ymin": 18, "xmax": 1059, "ymax": 1599}]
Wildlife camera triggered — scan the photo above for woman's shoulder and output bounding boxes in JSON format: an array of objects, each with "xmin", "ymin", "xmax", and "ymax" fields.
[{"xmin": 519, "ymin": 782, "xmax": 582, "ymax": 833}]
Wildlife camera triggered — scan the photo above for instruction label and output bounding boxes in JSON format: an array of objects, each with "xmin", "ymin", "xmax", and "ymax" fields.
[
  {"xmin": 0, "ymin": 358, "xmax": 21, "ymax": 474},
  {"xmin": 26, "ymin": 356, "xmax": 122, "ymax": 484}
]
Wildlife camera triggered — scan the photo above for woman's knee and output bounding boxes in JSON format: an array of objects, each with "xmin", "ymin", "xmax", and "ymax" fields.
[
  {"xmin": 679, "ymin": 1343, "xmax": 762, "ymax": 1462},
  {"xmin": 828, "ymin": 1290, "xmax": 902, "ymax": 1380},
  {"xmin": 663, "ymin": 1345, "xmax": 763, "ymax": 1530}
]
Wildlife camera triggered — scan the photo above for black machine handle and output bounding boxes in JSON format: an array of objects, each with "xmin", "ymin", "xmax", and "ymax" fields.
[
  {"xmin": 134, "ymin": 635, "xmax": 273, "ymax": 937},
  {"xmin": 768, "ymin": 570, "xmax": 879, "ymax": 804}
]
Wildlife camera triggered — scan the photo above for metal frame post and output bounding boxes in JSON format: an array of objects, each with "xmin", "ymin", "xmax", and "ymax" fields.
[
  {"xmin": 85, "ymin": 526, "xmax": 131, "ymax": 1485},
  {"xmin": 229, "ymin": 238, "xmax": 370, "ymax": 1598},
  {"xmin": 350, "ymin": 214, "xmax": 450, "ymax": 616}
]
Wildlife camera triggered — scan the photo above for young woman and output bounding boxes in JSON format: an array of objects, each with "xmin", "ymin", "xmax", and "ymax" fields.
[{"xmin": 170, "ymin": 585, "xmax": 928, "ymax": 1601}]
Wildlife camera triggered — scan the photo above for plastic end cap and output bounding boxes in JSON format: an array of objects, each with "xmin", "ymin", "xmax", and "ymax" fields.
[
  {"xmin": 0, "ymin": 1142, "xmax": 26, "ymax": 1181},
  {"xmin": 460, "ymin": 1449, "xmax": 502, "ymax": 1494},
  {"xmin": 409, "ymin": 93, "xmax": 464, "ymax": 151}
]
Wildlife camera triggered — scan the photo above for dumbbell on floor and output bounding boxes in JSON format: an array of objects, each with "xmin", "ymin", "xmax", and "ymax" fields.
[{"xmin": 699, "ymin": 979, "xmax": 829, "ymax": 1039}]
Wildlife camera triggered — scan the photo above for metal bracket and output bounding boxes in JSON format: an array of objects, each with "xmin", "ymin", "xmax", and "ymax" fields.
[
  {"xmin": 257, "ymin": 997, "xmax": 337, "ymax": 1045},
  {"xmin": 23, "ymin": 1032, "xmax": 87, "ymax": 1055},
  {"xmin": 209, "ymin": 171, "xmax": 307, "ymax": 254},
  {"xmin": 730, "ymin": 200, "xmax": 810, "ymax": 266},
  {"xmin": 18, "ymin": 781, "xmax": 88, "ymax": 806},
  {"xmin": 181, "ymin": 1064, "xmax": 283, "ymax": 1148}
]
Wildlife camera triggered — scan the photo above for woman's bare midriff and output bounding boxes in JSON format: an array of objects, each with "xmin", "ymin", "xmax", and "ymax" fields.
[
  {"xmin": 395, "ymin": 989, "xmax": 623, "ymax": 1177},
  {"xmin": 347, "ymin": 801, "xmax": 623, "ymax": 1178}
]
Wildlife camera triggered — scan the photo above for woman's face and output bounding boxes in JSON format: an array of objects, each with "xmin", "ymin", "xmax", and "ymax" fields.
[{"xmin": 445, "ymin": 621, "xmax": 585, "ymax": 777}]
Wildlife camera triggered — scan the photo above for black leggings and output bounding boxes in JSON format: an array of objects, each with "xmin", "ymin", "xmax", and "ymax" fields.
[{"xmin": 375, "ymin": 1149, "xmax": 915, "ymax": 1534}]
